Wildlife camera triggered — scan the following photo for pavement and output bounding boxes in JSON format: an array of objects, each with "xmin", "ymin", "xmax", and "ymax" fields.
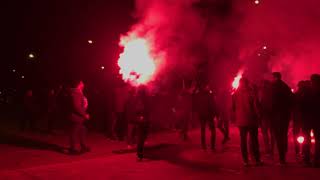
[{"xmin": 0, "ymin": 126, "xmax": 319, "ymax": 180}]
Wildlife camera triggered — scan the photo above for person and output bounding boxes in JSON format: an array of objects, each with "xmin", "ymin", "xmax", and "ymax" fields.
[
  {"xmin": 216, "ymin": 88, "xmax": 231, "ymax": 144},
  {"xmin": 258, "ymin": 80, "xmax": 275, "ymax": 155},
  {"xmin": 126, "ymin": 86, "xmax": 150, "ymax": 160},
  {"xmin": 47, "ymin": 89, "xmax": 57, "ymax": 133},
  {"xmin": 306, "ymin": 74, "xmax": 320, "ymax": 167},
  {"xmin": 270, "ymin": 72, "xmax": 293, "ymax": 165},
  {"xmin": 232, "ymin": 78, "xmax": 262, "ymax": 166},
  {"xmin": 21, "ymin": 90, "xmax": 38, "ymax": 131},
  {"xmin": 112, "ymin": 82, "xmax": 130, "ymax": 140},
  {"xmin": 173, "ymin": 89, "xmax": 192, "ymax": 141},
  {"xmin": 293, "ymin": 81, "xmax": 311, "ymax": 161},
  {"xmin": 67, "ymin": 80, "xmax": 90, "ymax": 155},
  {"xmin": 194, "ymin": 83, "xmax": 217, "ymax": 151}
]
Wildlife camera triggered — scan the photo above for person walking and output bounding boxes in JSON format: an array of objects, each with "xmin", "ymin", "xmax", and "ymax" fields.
[
  {"xmin": 232, "ymin": 78, "xmax": 262, "ymax": 166},
  {"xmin": 270, "ymin": 72, "xmax": 293, "ymax": 165}
]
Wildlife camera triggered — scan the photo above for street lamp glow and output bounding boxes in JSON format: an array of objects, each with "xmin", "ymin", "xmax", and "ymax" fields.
[
  {"xmin": 263, "ymin": 45, "xmax": 267, "ymax": 50},
  {"xmin": 254, "ymin": 0, "xmax": 260, "ymax": 5},
  {"xmin": 28, "ymin": 53, "xmax": 35, "ymax": 59},
  {"xmin": 21, "ymin": 75, "xmax": 25, "ymax": 79},
  {"xmin": 88, "ymin": 40, "xmax": 93, "ymax": 44},
  {"xmin": 12, "ymin": 69, "xmax": 16, "ymax": 73},
  {"xmin": 101, "ymin": 66, "xmax": 105, "ymax": 70}
]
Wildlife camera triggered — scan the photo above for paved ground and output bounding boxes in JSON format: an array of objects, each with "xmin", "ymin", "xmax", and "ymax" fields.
[{"xmin": 0, "ymin": 126, "xmax": 319, "ymax": 180}]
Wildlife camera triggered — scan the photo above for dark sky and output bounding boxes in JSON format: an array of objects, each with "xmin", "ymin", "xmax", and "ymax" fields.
[{"xmin": 1, "ymin": 0, "xmax": 135, "ymax": 88}]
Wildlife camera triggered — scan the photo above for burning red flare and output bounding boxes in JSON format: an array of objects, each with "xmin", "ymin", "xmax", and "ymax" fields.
[
  {"xmin": 232, "ymin": 71, "xmax": 244, "ymax": 90},
  {"xmin": 118, "ymin": 34, "xmax": 156, "ymax": 86},
  {"xmin": 297, "ymin": 136, "xmax": 305, "ymax": 144}
]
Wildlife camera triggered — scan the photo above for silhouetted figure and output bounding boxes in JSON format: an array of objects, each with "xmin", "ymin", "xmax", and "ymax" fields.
[
  {"xmin": 174, "ymin": 89, "xmax": 192, "ymax": 141},
  {"xmin": 270, "ymin": 72, "xmax": 293, "ymax": 165},
  {"xmin": 68, "ymin": 80, "xmax": 90, "ymax": 155},
  {"xmin": 47, "ymin": 89, "xmax": 57, "ymax": 133},
  {"xmin": 194, "ymin": 83, "xmax": 217, "ymax": 151},
  {"xmin": 232, "ymin": 78, "xmax": 262, "ymax": 166},
  {"xmin": 21, "ymin": 90, "xmax": 38, "ymax": 131},
  {"xmin": 56, "ymin": 85, "xmax": 71, "ymax": 132},
  {"xmin": 216, "ymin": 88, "xmax": 231, "ymax": 144},
  {"xmin": 112, "ymin": 83, "xmax": 130, "ymax": 140},
  {"xmin": 306, "ymin": 74, "xmax": 320, "ymax": 167},
  {"xmin": 126, "ymin": 86, "xmax": 150, "ymax": 160},
  {"xmin": 258, "ymin": 80, "xmax": 275, "ymax": 155},
  {"xmin": 293, "ymin": 80, "xmax": 312, "ymax": 162}
]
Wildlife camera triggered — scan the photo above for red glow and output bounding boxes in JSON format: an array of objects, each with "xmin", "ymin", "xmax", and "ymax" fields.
[
  {"xmin": 297, "ymin": 136, "xmax": 305, "ymax": 144},
  {"xmin": 311, "ymin": 130, "xmax": 314, "ymax": 137},
  {"xmin": 117, "ymin": 34, "xmax": 156, "ymax": 86},
  {"xmin": 311, "ymin": 139, "xmax": 315, "ymax": 144}
]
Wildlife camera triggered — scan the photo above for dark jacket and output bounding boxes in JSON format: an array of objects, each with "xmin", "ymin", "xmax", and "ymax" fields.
[
  {"xmin": 193, "ymin": 88, "xmax": 216, "ymax": 117},
  {"xmin": 68, "ymin": 88, "xmax": 88, "ymax": 123},
  {"xmin": 232, "ymin": 86, "xmax": 259, "ymax": 127},
  {"xmin": 270, "ymin": 80, "xmax": 293, "ymax": 126},
  {"xmin": 271, "ymin": 80, "xmax": 293, "ymax": 114},
  {"xmin": 125, "ymin": 93, "xmax": 149, "ymax": 124},
  {"xmin": 294, "ymin": 85, "xmax": 313, "ymax": 126}
]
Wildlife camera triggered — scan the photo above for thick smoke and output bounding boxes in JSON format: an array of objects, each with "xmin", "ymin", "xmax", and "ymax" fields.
[
  {"xmin": 128, "ymin": 0, "xmax": 320, "ymax": 89},
  {"xmin": 237, "ymin": 0, "xmax": 320, "ymax": 87}
]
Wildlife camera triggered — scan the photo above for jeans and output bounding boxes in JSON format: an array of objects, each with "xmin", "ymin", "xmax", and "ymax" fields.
[
  {"xmin": 239, "ymin": 126, "xmax": 260, "ymax": 163},
  {"xmin": 200, "ymin": 114, "xmax": 215, "ymax": 149}
]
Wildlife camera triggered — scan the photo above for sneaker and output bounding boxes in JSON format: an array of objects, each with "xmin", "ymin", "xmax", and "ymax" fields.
[
  {"xmin": 80, "ymin": 146, "xmax": 91, "ymax": 153},
  {"xmin": 222, "ymin": 137, "xmax": 231, "ymax": 144},
  {"xmin": 202, "ymin": 145, "xmax": 207, "ymax": 150},
  {"xmin": 243, "ymin": 161, "xmax": 250, "ymax": 167},
  {"xmin": 303, "ymin": 161, "xmax": 312, "ymax": 167},
  {"xmin": 68, "ymin": 148, "xmax": 79, "ymax": 155},
  {"xmin": 277, "ymin": 161, "xmax": 287, "ymax": 166},
  {"xmin": 255, "ymin": 161, "xmax": 264, "ymax": 167},
  {"xmin": 137, "ymin": 153, "xmax": 144, "ymax": 161}
]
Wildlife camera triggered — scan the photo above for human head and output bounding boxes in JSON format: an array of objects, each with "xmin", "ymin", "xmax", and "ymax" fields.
[
  {"xmin": 311, "ymin": 74, "xmax": 320, "ymax": 89},
  {"xmin": 272, "ymin": 72, "xmax": 282, "ymax": 81}
]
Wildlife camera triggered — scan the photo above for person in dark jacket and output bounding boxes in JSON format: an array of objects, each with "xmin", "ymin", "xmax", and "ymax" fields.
[
  {"xmin": 126, "ymin": 86, "xmax": 150, "ymax": 160},
  {"xmin": 194, "ymin": 83, "xmax": 217, "ymax": 151},
  {"xmin": 21, "ymin": 90, "xmax": 38, "ymax": 131},
  {"xmin": 68, "ymin": 80, "xmax": 90, "ymax": 155},
  {"xmin": 308, "ymin": 74, "xmax": 320, "ymax": 167},
  {"xmin": 216, "ymin": 88, "xmax": 231, "ymax": 144},
  {"xmin": 293, "ymin": 80, "xmax": 312, "ymax": 161},
  {"xmin": 258, "ymin": 80, "xmax": 274, "ymax": 155},
  {"xmin": 270, "ymin": 72, "xmax": 293, "ymax": 165},
  {"xmin": 173, "ymin": 89, "xmax": 192, "ymax": 141},
  {"xmin": 232, "ymin": 78, "xmax": 262, "ymax": 166}
]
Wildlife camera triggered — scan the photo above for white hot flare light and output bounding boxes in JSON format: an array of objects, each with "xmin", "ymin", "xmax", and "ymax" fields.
[
  {"xmin": 232, "ymin": 71, "xmax": 244, "ymax": 90},
  {"xmin": 117, "ymin": 34, "xmax": 156, "ymax": 86}
]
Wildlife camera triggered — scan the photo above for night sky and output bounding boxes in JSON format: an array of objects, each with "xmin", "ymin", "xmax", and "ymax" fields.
[{"xmin": 1, "ymin": 0, "xmax": 135, "ymax": 88}]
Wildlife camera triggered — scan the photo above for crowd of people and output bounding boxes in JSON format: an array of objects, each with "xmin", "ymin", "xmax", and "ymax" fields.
[
  {"xmin": 19, "ymin": 72, "xmax": 320, "ymax": 167},
  {"xmin": 232, "ymin": 72, "xmax": 320, "ymax": 167}
]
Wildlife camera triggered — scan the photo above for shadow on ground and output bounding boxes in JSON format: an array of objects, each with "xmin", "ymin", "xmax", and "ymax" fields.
[
  {"xmin": 0, "ymin": 132, "xmax": 67, "ymax": 154},
  {"xmin": 113, "ymin": 143, "xmax": 228, "ymax": 173}
]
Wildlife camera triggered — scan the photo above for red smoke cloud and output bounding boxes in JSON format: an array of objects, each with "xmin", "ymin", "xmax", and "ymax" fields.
[{"xmin": 118, "ymin": 0, "xmax": 320, "ymax": 89}]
